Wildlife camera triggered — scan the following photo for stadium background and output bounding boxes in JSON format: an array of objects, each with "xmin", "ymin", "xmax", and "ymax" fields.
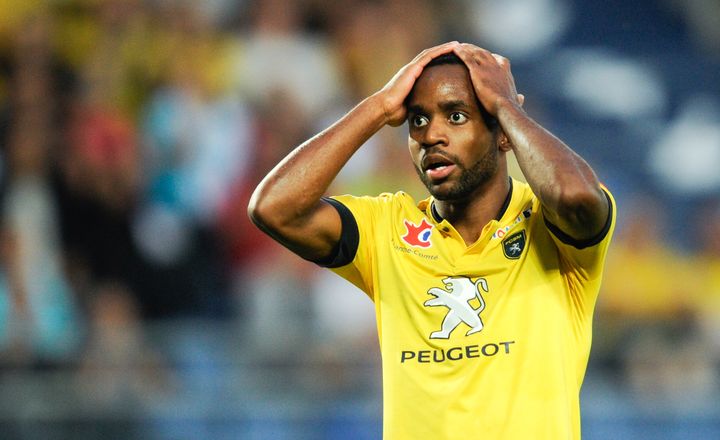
[{"xmin": 0, "ymin": 0, "xmax": 719, "ymax": 438}]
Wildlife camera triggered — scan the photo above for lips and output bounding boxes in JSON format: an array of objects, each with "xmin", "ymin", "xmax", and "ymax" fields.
[{"xmin": 422, "ymin": 154, "xmax": 456, "ymax": 181}]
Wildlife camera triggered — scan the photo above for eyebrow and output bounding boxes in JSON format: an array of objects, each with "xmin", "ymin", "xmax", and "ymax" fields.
[
  {"xmin": 407, "ymin": 99, "xmax": 470, "ymax": 115},
  {"xmin": 438, "ymin": 99, "xmax": 470, "ymax": 111}
]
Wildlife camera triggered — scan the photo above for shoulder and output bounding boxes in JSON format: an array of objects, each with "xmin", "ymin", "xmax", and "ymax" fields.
[
  {"xmin": 330, "ymin": 191, "xmax": 420, "ymax": 215},
  {"xmin": 318, "ymin": 191, "xmax": 422, "ymax": 269}
]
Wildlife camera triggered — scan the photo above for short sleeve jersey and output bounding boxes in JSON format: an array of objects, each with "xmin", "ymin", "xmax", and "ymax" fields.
[{"xmin": 325, "ymin": 178, "xmax": 616, "ymax": 440}]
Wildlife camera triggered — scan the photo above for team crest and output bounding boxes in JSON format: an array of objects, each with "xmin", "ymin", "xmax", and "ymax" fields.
[
  {"xmin": 502, "ymin": 230, "xmax": 526, "ymax": 259},
  {"xmin": 402, "ymin": 218, "xmax": 433, "ymax": 248},
  {"xmin": 424, "ymin": 276, "xmax": 489, "ymax": 339}
]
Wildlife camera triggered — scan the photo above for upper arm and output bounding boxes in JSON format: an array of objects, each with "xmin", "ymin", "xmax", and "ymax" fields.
[
  {"xmin": 543, "ymin": 187, "xmax": 614, "ymax": 250},
  {"xmin": 542, "ymin": 184, "xmax": 611, "ymax": 245},
  {"xmin": 248, "ymin": 197, "xmax": 344, "ymax": 263}
]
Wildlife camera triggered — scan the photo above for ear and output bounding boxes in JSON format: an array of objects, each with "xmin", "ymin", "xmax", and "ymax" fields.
[{"xmin": 497, "ymin": 132, "xmax": 513, "ymax": 152}]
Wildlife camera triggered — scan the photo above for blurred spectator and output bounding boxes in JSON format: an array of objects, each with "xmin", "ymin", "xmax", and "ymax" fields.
[
  {"xmin": 140, "ymin": 40, "xmax": 250, "ymax": 223},
  {"xmin": 133, "ymin": 3, "xmax": 243, "ymax": 318},
  {"xmin": 53, "ymin": 62, "xmax": 144, "ymax": 315},
  {"xmin": 329, "ymin": 0, "xmax": 441, "ymax": 100},
  {"xmin": 599, "ymin": 194, "xmax": 694, "ymax": 320},
  {"xmin": 691, "ymin": 201, "xmax": 720, "ymax": 372},
  {"xmin": 53, "ymin": 0, "xmax": 156, "ymax": 117},
  {"xmin": 232, "ymin": 0, "xmax": 344, "ymax": 118},
  {"xmin": 595, "ymin": 193, "xmax": 715, "ymax": 405},
  {"xmin": 0, "ymin": 10, "xmax": 82, "ymax": 366}
]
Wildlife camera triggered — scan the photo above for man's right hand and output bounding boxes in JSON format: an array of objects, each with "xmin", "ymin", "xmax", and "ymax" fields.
[
  {"xmin": 249, "ymin": 41, "xmax": 461, "ymax": 263},
  {"xmin": 375, "ymin": 41, "xmax": 460, "ymax": 127}
]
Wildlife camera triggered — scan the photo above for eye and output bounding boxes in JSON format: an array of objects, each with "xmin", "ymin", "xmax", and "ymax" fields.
[
  {"xmin": 411, "ymin": 114, "xmax": 429, "ymax": 128},
  {"xmin": 449, "ymin": 112, "xmax": 468, "ymax": 124}
]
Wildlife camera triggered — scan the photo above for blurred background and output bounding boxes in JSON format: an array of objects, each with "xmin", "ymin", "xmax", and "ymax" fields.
[{"xmin": 0, "ymin": 0, "xmax": 719, "ymax": 438}]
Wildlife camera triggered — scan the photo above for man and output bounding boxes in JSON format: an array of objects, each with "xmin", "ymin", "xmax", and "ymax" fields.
[{"xmin": 248, "ymin": 41, "xmax": 615, "ymax": 439}]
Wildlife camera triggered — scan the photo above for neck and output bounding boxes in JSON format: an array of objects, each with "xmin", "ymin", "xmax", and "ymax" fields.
[{"xmin": 433, "ymin": 169, "xmax": 511, "ymax": 245}]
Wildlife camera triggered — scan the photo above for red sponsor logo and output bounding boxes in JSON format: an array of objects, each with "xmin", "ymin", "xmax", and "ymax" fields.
[{"xmin": 402, "ymin": 219, "xmax": 433, "ymax": 248}]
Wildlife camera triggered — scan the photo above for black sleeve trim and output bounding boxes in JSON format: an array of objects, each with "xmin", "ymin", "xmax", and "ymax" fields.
[
  {"xmin": 544, "ymin": 189, "xmax": 614, "ymax": 250},
  {"xmin": 313, "ymin": 197, "xmax": 360, "ymax": 268}
]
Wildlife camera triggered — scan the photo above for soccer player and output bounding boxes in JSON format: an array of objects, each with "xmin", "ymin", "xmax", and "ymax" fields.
[{"xmin": 248, "ymin": 41, "xmax": 615, "ymax": 439}]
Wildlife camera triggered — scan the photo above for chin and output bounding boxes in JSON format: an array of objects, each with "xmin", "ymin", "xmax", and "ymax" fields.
[
  {"xmin": 427, "ymin": 177, "xmax": 493, "ymax": 202},
  {"xmin": 427, "ymin": 184, "xmax": 465, "ymax": 201}
]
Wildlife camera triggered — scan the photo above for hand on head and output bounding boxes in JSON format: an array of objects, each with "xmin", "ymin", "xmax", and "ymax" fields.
[
  {"xmin": 376, "ymin": 42, "xmax": 524, "ymax": 128},
  {"xmin": 452, "ymin": 43, "xmax": 523, "ymax": 116},
  {"xmin": 376, "ymin": 41, "xmax": 460, "ymax": 127}
]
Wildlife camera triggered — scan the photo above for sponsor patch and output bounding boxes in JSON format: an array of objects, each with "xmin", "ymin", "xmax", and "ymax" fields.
[
  {"xmin": 402, "ymin": 218, "xmax": 433, "ymax": 248},
  {"xmin": 492, "ymin": 208, "xmax": 532, "ymax": 239},
  {"xmin": 502, "ymin": 230, "xmax": 526, "ymax": 259}
]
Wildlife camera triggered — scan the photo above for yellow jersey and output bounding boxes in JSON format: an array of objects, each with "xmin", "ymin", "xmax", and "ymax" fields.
[{"xmin": 323, "ymin": 178, "xmax": 616, "ymax": 439}]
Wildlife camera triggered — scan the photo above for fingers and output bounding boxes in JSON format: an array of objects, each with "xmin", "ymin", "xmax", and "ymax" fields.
[
  {"xmin": 492, "ymin": 53, "xmax": 511, "ymax": 71},
  {"xmin": 453, "ymin": 43, "xmax": 510, "ymax": 69},
  {"xmin": 453, "ymin": 43, "xmax": 491, "ymax": 66},
  {"xmin": 452, "ymin": 43, "xmax": 523, "ymax": 112},
  {"xmin": 411, "ymin": 41, "xmax": 460, "ymax": 66}
]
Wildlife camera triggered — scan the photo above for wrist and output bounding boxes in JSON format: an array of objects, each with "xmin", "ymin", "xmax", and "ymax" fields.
[
  {"xmin": 495, "ymin": 97, "xmax": 525, "ymax": 123},
  {"xmin": 365, "ymin": 92, "xmax": 398, "ymax": 128}
]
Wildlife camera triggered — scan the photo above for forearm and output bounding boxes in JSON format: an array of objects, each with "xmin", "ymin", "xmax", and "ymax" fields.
[
  {"xmin": 249, "ymin": 94, "xmax": 387, "ymax": 231},
  {"xmin": 249, "ymin": 41, "xmax": 459, "ymax": 259},
  {"xmin": 497, "ymin": 100, "xmax": 608, "ymax": 238}
]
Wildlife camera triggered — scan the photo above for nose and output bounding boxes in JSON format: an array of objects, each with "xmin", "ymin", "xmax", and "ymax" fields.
[{"xmin": 421, "ymin": 118, "xmax": 448, "ymax": 149}]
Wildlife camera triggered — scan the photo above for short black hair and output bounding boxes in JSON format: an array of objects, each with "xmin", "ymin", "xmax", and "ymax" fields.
[
  {"xmin": 426, "ymin": 52, "xmax": 464, "ymax": 69},
  {"xmin": 424, "ymin": 52, "xmax": 499, "ymax": 131}
]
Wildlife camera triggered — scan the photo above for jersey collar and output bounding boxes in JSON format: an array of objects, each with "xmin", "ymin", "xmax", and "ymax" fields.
[
  {"xmin": 426, "ymin": 178, "xmax": 514, "ymax": 223},
  {"xmin": 418, "ymin": 178, "xmax": 527, "ymax": 243}
]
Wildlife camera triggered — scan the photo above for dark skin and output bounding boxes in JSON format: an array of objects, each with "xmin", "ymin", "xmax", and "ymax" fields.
[
  {"xmin": 406, "ymin": 63, "xmax": 510, "ymax": 244},
  {"xmin": 249, "ymin": 42, "xmax": 608, "ymax": 258}
]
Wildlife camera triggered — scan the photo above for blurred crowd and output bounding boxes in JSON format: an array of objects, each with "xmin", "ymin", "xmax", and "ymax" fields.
[{"xmin": 0, "ymin": 0, "xmax": 719, "ymax": 437}]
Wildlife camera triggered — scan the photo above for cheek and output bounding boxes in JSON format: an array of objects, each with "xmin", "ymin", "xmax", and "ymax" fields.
[
  {"xmin": 408, "ymin": 137, "xmax": 422, "ymax": 163},
  {"xmin": 462, "ymin": 127, "xmax": 495, "ymax": 155},
  {"xmin": 455, "ymin": 131, "xmax": 483, "ymax": 157},
  {"xmin": 408, "ymin": 131, "xmax": 423, "ymax": 148}
]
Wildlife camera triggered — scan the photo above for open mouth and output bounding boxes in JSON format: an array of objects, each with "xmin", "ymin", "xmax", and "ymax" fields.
[{"xmin": 423, "ymin": 155, "xmax": 456, "ymax": 180}]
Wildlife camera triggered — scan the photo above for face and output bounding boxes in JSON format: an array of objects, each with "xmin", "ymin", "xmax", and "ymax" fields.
[{"xmin": 406, "ymin": 63, "xmax": 499, "ymax": 201}]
